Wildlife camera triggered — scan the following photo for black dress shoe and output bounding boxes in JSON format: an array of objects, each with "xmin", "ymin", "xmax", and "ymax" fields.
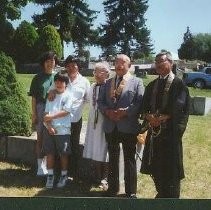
[{"xmin": 126, "ymin": 194, "xmax": 137, "ymax": 199}]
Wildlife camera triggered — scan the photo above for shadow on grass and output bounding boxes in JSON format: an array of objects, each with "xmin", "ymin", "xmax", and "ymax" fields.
[
  {"xmin": 0, "ymin": 161, "xmax": 106, "ymax": 197},
  {"xmin": 0, "ymin": 160, "xmax": 129, "ymax": 198},
  {"xmin": 0, "ymin": 166, "xmax": 46, "ymax": 189},
  {"xmin": 35, "ymin": 180, "xmax": 105, "ymax": 197}
]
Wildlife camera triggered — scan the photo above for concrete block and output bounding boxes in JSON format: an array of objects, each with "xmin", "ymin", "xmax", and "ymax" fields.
[
  {"xmin": 190, "ymin": 97, "xmax": 205, "ymax": 115},
  {"xmin": 190, "ymin": 97, "xmax": 211, "ymax": 115},
  {"xmin": 205, "ymin": 97, "xmax": 211, "ymax": 115},
  {"xmin": 7, "ymin": 136, "xmax": 36, "ymax": 165}
]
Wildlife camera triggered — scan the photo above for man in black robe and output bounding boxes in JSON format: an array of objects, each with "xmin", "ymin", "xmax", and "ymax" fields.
[{"xmin": 140, "ymin": 51, "xmax": 190, "ymax": 198}]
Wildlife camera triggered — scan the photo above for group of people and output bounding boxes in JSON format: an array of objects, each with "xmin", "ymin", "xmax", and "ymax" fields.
[{"xmin": 29, "ymin": 51, "xmax": 190, "ymax": 198}]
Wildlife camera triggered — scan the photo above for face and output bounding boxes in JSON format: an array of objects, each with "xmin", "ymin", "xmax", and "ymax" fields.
[
  {"xmin": 93, "ymin": 68, "xmax": 108, "ymax": 84},
  {"xmin": 65, "ymin": 62, "xmax": 79, "ymax": 77},
  {"xmin": 44, "ymin": 58, "xmax": 56, "ymax": 74},
  {"xmin": 155, "ymin": 54, "xmax": 172, "ymax": 77},
  {"xmin": 54, "ymin": 80, "xmax": 66, "ymax": 94},
  {"xmin": 115, "ymin": 56, "xmax": 130, "ymax": 77}
]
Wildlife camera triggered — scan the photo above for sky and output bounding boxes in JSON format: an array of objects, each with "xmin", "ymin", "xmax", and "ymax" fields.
[{"xmin": 12, "ymin": 0, "xmax": 211, "ymax": 59}]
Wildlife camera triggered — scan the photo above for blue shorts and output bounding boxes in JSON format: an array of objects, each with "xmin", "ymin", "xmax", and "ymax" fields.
[{"xmin": 43, "ymin": 128, "xmax": 71, "ymax": 155}]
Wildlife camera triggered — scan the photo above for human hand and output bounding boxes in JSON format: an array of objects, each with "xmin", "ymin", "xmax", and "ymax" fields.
[
  {"xmin": 146, "ymin": 114, "xmax": 161, "ymax": 128},
  {"xmin": 47, "ymin": 126, "xmax": 56, "ymax": 135},
  {"xmin": 48, "ymin": 90, "xmax": 56, "ymax": 101},
  {"xmin": 105, "ymin": 109, "xmax": 117, "ymax": 121},
  {"xmin": 115, "ymin": 108, "xmax": 127, "ymax": 120}
]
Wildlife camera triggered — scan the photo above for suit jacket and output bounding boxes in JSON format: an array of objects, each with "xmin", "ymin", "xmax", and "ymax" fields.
[
  {"xmin": 98, "ymin": 74, "xmax": 144, "ymax": 134},
  {"xmin": 140, "ymin": 76, "xmax": 190, "ymax": 181}
]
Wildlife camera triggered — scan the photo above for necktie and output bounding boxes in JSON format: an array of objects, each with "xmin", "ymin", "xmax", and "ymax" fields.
[{"xmin": 116, "ymin": 76, "xmax": 123, "ymax": 88}]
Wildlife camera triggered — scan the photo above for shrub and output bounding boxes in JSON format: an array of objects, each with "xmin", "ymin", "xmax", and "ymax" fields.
[
  {"xmin": 0, "ymin": 52, "xmax": 31, "ymax": 136},
  {"xmin": 13, "ymin": 21, "xmax": 39, "ymax": 64},
  {"xmin": 37, "ymin": 25, "xmax": 63, "ymax": 59},
  {"xmin": 0, "ymin": 19, "xmax": 15, "ymax": 57}
]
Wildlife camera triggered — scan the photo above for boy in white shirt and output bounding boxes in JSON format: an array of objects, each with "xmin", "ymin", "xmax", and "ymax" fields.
[{"xmin": 43, "ymin": 72, "xmax": 73, "ymax": 188}]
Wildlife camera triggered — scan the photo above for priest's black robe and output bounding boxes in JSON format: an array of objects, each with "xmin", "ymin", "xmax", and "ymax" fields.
[{"xmin": 140, "ymin": 77, "xmax": 190, "ymax": 182}]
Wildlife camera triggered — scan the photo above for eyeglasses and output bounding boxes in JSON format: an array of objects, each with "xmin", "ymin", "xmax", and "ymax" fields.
[
  {"xmin": 155, "ymin": 59, "xmax": 169, "ymax": 65},
  {"xmin": 93, "ymin": 70, "xmax": 107, "ymax": 76}
]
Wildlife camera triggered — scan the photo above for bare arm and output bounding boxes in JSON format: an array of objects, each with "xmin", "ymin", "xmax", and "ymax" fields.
[
  {"xmin": 43, "ymin": 114, "xmax": 56, "ymax": 135},
  {"xmin": 43, "ymin": 110, "xmax": 69, "ymax": 123}
]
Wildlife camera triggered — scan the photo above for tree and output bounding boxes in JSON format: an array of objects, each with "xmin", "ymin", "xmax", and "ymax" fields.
[
  {"xmin": 0, "ymin": 52, "xmax": 31, "ymax": 136},
  {"xmin": 0, "ymin": 19, "xmax": 15, "ymax": 56},
  {"xmin": 0, "ymin": 0, "xmax": 31, "ymax": 21},
  {"xmin": 194, "ymin": 33, "xmax": 211, "ymax": 62},
  {"xmin": 178, "ymin": 27, "xmax": 211, "ymax": 62},
  {"xmin": 178, "ymin": 26, "xmax": 196, "ymax": 60},
  {"xmin": 36, "ymin": 25, "xmax": 63, "ymax": 59},
  {"xmin": 101, "ymin": 45, "xmax": 118, "ymax": 59},
  {"xmin": 0, "ymin": 0, "xmax": 32, "ymax": 57},
  {"xmin": 13, "ymin": 21, "xmax": 39, "ymax": 64},
  {"xmin": 99, "ymin": 0, "xmax": 153, "ymax": 58},
  {"xmin": 33, "ymin": 0, "xmax": 98, "ymax": 56}
]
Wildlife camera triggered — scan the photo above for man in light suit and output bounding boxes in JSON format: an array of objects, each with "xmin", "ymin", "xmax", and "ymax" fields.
[{"xmin": 98, "ymin": 54, "xmax": 144, "ymax": 198}]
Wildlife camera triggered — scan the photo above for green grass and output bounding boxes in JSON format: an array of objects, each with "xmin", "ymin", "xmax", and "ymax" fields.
[
  {"xmin": 16, "ymin": 74, "xmax": 35, "ymax": 96},
  {"xmin": 137, "ymin": 113, "xmax": 211, "ymax": 198},
  {"xmin": 1, "ymin": 114, "xmax": 210, "ymax": 198},
  {"xmin": 0, "ymin": 161, "xmax": 104, "ymax": 197},
  {"xmin": 1, "ymin": 73, "xmax": 209, "ymax": 198},
  {"xmin": 188, "ymin": 87, "xmax": 211, "ymax": 98},
  {"xmin": 17, "ymin": 73, "xmax": 211, "ymax": 103}
]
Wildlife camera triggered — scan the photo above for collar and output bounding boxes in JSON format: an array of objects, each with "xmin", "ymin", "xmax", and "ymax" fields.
[
  {"xmin": 69, "ymin": 73, "xmax": 81, "ymax": 84},
  {"xmin": 159, "ymin": 73, "xmax": 169, "ymax": 80},
  {"xmin": 115, "ymin": 71, "xmax": 131, "ymax": 81}
]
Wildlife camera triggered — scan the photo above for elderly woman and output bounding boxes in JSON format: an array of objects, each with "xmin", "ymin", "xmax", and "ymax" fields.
[{"xmin": 83, "ymin": 62, "xmax": 110, "ymax": 189}]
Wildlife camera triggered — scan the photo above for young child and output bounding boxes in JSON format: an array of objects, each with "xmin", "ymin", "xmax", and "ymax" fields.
[
  {"xmin": 83, "ymin": 62, "xmax": 110, "ymax": 190},
  {"xmin": 43, "ymin": 72, "xmax": 73, "ymax": 188},
  {"xmin": 29, "ymin": 51, "xmax": 58, "ymax": 176}
]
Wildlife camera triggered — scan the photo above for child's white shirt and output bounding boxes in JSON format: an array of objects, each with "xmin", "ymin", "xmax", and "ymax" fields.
[{"xmin": 45, "ymin": 90, "xmax": 72, "ymax": 135}]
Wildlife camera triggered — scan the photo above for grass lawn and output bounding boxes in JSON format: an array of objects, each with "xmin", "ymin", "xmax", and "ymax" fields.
[
  {"xmin": 0, "ymin": 73, "xmax": 210, "ymax": 198},
  {"xmin": 1, "ymin": 114, "xmax": 210, "ymax": 198}
]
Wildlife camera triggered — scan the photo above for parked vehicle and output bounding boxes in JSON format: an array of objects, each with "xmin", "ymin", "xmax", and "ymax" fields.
[{"xmin": 182, "ymin": 67, "xmax": 211, "ymax": 89}]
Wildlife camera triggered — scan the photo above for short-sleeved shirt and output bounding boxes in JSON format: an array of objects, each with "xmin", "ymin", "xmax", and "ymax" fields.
[
  {"xmin": 29, "ymin": 72, "xmax": 54, "ymax": 103},
  {"xmin": 45, "ymin": 91, "xmax": 73, "ymax": 135}
]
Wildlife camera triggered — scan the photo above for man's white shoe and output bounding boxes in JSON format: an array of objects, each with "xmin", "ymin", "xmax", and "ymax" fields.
[
  {"xmin": 56, "ymin": 175, "xmax": 68, "ymax": 188},
  {"xmin": 46, "ymin": 175, "xmax": 54, "ymax": 189}
]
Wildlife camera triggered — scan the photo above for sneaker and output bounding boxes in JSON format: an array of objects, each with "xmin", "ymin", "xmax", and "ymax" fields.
[
  {"xmin": 56, "ymin": 175, "xmax": 68, "ymax": 188},
  {"xmin": 99, "ymin": 179, "xmax": 108, "ymax": 191},
  {"xmin": 37, "ymin": 167, "xmax": 47, "ymax": 176},
  {"xmin": 45, "ymin": 175, "xmax": 54, "ymax": 189}
]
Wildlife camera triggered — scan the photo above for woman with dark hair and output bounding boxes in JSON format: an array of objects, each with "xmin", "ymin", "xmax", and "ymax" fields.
[{"xmin": 29, "ymin": 51, "xmax": 58, "ymax": 176}]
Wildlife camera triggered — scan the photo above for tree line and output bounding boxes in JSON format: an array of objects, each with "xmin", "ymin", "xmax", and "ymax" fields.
[
  {"xmin": 0, "ymin": 0, "xmax": 153, "ymax": 66},
  {"xmin": 178, "ymin": 27, "xmax": 211, "ymax": 63},
  {"xmin": 1, "ymin": 1, "xmax": 211, "ymax": 66}
]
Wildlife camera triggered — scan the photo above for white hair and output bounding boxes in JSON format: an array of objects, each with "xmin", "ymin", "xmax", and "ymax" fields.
[
  {"xmin": 94, "ymin": 61, "xmax": 110, "ymax": 73},
  {"xmin": 116, "ymin": 54, "xmax": 131, "ymax": 64}
]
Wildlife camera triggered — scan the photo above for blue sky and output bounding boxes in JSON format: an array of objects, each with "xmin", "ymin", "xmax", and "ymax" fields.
[{"xmin": 12, "ymin": 0, "xmax": 211, "ymax": 58}]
